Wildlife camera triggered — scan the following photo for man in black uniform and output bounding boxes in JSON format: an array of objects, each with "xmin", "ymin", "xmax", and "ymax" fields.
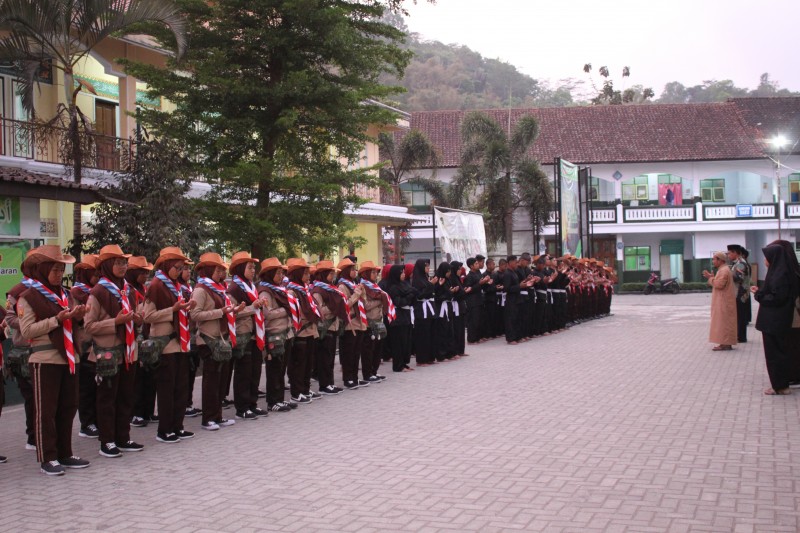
[
  {"xmin": 482, "ymin": 258, "xmax": 499, "ymax": 340},
  {"xmin": 502, "ymin": 256, "xmax": 523, "ymax": 344},
  {"xmin": 516, "ymin": 253, "xmax": 534, "ymax": 339},
  {"xmin": 464, "ymin": 257, "xmax": 489, "ymax": 344}
]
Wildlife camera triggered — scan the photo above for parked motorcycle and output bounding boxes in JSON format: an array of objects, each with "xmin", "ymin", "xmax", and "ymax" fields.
[{"xmin": 643, "ymin": 272, "xmax": 680, "ymax": 294}]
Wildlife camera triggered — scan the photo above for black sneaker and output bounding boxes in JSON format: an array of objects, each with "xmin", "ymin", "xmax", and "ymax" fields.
[
  {"xmin": 130, "ymin": 416, "xmax": 147, "ymax": 427},
  {"xmin": 357, "ymin": 379, "xmax": 370, "ymax": 387},
  {"xmin": 269, "ymin": 403, "xmax": 291, "ymax": 412},
  {"xmin": 286, "ymin": 400, "xmax": 298, "ymax": 409},
  {"xmin": 41, "ymin": 460, "xmax": 65, "ymax": 476},
  {"xmin": 366, "ymin": 375, "xmax": 381, "ymax": 384},
  {"xmin": 156, "ymin": 432, "xmax": 180, "ymax": 443},
  {"xmin": 0, "ymin": 455, "xmax": 6, "ymax": 463},
  {"xmin": 257, "ymin": 389, "xmax": 266, "ymax": 398},
  {"xmin": 235, "ymin": 410, "xmax": 257, "ymax": 420},
  {"xmin": 176, "ymin": 430, "xmax": 195, "ymax": 440},
  {"xmin": 215, "ymin": 418, "xmax": 236, "ymax": 427},
  {"xmin": 79, "ymin": 424, "xmax": 99, "ymax": 438},
  {"xmin": 344, "ymin": 381, "xmax": 359, "ymax": 390},
  {"xmin": 251, "ymin": 407, "xmax": 268, "ymax": 417},
  {"xmin": 147, "ymin": 415, "xmax": 159, "ymax": 423},
  {"xmin": 99, "ymin": 443, "xmax": 122, "ymax": 458},
  {"xmin": 221, "ymin": 398, "xmax": 232, "ymax": 409},
  {"xmin": 290, "ymin": 394, "xmax": 312, "ymax": 404},
  {"xmin": 184, "ymin": 407, "xmax": 200, "ymax": 418},
  {"xmin": 319, "ymin": 385, "xmax": 342, "ymax": 395},
  {"xmin": 375, "ymin": 374, "xmax": 387, "ymax": 381},
  {"xmin": 307, "ymin": 390, "xmax": 322, "ymax": 399},
  {"xmin": 60, "ymin": 456, "xmax": 90, "ymax": 469},
  {"xmin": 116, "ymin": 441, "xmax": 144, "ymax": 452}
]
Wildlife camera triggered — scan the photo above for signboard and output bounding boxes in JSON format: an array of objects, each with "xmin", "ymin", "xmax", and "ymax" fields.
[
  {"xmin": 559, "ymin": 159, "xmax": 581, "ymax": 256},
  {"xmin": 434, "ymin": 207, "xmax": 487, "ymax": 263},
  {"xmin": 0, "ymin": 196, "xmax": 21, "ymax": 236},
  {"xmin": 0, "ymin": 241, "xmax": 29, "ymax": 305},
  {"xmin": 736, "ymin": 204, "xmax": 753, "ymax": 218}
]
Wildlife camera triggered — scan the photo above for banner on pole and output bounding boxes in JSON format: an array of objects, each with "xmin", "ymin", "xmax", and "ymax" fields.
[
  {"xmin": 434, "ymin": 207, "xmax": 486, "ymax": 263},
  {"xmin": 559, "ymin": 159, "xmax": 581, "ymax": 257},
  {"xmin": 0, "ymin": 241, "xmax": 29, "ymax": 304}
]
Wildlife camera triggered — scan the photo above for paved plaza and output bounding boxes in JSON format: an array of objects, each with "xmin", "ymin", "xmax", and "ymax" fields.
[{"xmin": 1, "ymin": 293, "xmax": 799, "ymax": 532}]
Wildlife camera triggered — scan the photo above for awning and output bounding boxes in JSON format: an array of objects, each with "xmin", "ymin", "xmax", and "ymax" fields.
[
  {"xmin": 345, "ymin": 202, "xmax": 426, "ymax": 226},
  {"xmin": 0, "ymin": 167, "xmax": 131, "ymax": 205}
]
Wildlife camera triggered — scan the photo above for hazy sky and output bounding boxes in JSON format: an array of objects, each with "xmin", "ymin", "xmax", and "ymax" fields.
[{"xmin": 404, "ymin": 0, "xmax": 799, "ymax": 97}]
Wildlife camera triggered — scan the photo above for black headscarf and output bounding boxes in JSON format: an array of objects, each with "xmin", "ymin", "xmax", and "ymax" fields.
[
  {"xmin": 435, "ymin": 262, "xmax": 450, "ymax": 279},
  {"xmin": 450, "ymin": 261, "xmax": 463, "ymax": 286},
  {"xmin": 385, "ymin": 264, "xmax": 405, "ymax": 287},
  {"xmin": 411, "ymin": 259, "xmax": 429, "ymax": 283},
  {"xmin": 763, "ymin": 241, "xmax": 800, "ymax": 297}
]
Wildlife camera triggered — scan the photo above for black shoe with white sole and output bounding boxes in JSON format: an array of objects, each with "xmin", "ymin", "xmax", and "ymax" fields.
[
  {"xmin": 251, "ymin": 407, "xmax": 268, "ymax": 417},
  {"xmin": 366, "ymin": 375, "xmax": 381, "ymax": 384},
  {"xmin": 0, "ymin": 455, "xmax": 6, "ymax": 463},
  {"xmin": 99, "ymin": 443, "xmax": 122, "ymax": 458},
  {"xmin": 79, "ymin": 424, "xmax": 99, "ymax": 438},
  {"xmin": 235, "ymin": 410, "xmax": 257, "ymax": 420},
  {"xmin": 176, "ymin": 430, "xmax": 195, "ymax": 440},
  {"xmin": 344, "ymin": 381, "xmax": 359, "ymax": 390},
  {"xmin": 290, "ymin": 394, "xmax": 312, "ymax": 404},
  {"xmin": 307, "ymin": 390, "xmax": 322, "ymax": 399},
  {"xmin": 41, "ymin": 461, "xmax": 65, "ymax": 476},
  {"xmin": 156, "ymin": 432, "xmax": 180, "ymax": 443},
  {"xmin": 319, "ymin": 385, "xmax": 343, "ymax": 395},
  {"xmin": 269, "ymin": 403, "xmax": 291, "ymax": 412},
  {"xmin": 358, "ymin": 379, "xmax": 370, "ymax": 387},
  {"xmin": 60, "ymin": 456, "xmax": 90, "ymax": 469},
  {"xmin": 116, "ymin": 441, "xmax": 144, "ymax": 452}
]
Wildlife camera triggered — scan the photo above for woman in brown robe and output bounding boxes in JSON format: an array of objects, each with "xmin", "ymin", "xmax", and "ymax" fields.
[{"xmin": 703, "ymin": 251, "xmax": 737, "ymax": 351}]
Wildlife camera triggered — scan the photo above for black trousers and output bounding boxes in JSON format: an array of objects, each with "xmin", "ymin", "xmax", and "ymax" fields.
[
  {"xmin": 389, "ymin": 325, "xmax": 412, "ymax": 371},
  {"xmin": 198, "ymin": 345, "xmax": 230, "ymax": 424},
  {"xmin": 763, "ymin": 331, "xmax": 792, "ymax": 391},
  {"xmin": 13, "ymin": 372, "xmax": 36, "ymax": 446},
  {"xmin": 78, "ymin": 359, "xmax": 97, "ymax": 428},
  {"xmin": 361, "ymin": 334, "xmax": 382, "ymax": 377},
  {"xmin": 30, "ymin": 363, "xmax": 78, "ymax": 463},
  {"xmin": 339, "ymin": 330, "xmax": 364, "ymax": 383},
  {"xmin": 736, "ymin": 298, "xmax": 749, "ymax": 342},
  {"xmin": 265, "ymin": 338, "xmax": 289, "ymax": 407},
  {"xmin": 233, "ymin": 340, "xmax": 263, "ymax": 412},
  {"xmin": 451, "ymin": 312, "xmax": 466, "ymax": 355},
  {"xmin": 156, "ymin": 352, "xmax": 189, "ymax": 435},
  {"xmin": 466, "ymin": 304, "xmax": 483, "ymax": 343},
  {"xmin": 133, "ymin": 364, "xmax": 157, "ymax": 420},
  {"xmin": 288, "ymin": 337, "xmax": 314, "ymax": 398},
  {"xmin": 96, "ymin": 362, "xmax": 137, "ymax": 445},
  {"xmin": 413, "ymin": 317, "xmax": 435, "ymax": 364},
  {"xmin": 315, "ymin": 334, "xmax": 337, "ymax": 389},
  {"xmin": 504, "ymin": 299, "xmax": 520, "ymax": 343},
  {"xmin": 187, "ymin": 349, "xmax": 200, "ymax": 407}
]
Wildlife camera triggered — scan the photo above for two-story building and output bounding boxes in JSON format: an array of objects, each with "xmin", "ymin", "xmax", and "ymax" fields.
[{"xmin": 398, "ymin": 97, "xmax": 800, "ymax": 283}]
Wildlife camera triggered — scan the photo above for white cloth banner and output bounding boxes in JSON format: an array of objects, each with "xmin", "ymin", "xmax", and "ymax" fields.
[{"xmin": 434, "ymin": 207, "xmax": 487, "ymax": 263}]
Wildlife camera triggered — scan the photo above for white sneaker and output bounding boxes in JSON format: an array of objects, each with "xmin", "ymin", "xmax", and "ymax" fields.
[
  {"xmin": 25, "ymin": 443, "xmax": 37, "ymax": 451},
  {"xmin": 216, "ymin": 418, "xmax": 236, "ymax": 427},
  {"xmin": 201, "ymin": 421, "xmax": 220, "ymax": 431}
]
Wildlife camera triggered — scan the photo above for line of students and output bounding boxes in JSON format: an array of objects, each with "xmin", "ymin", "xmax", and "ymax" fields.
[{"xmin": 0, "ymin": 244, "xmax": 615, "ymax": 475}]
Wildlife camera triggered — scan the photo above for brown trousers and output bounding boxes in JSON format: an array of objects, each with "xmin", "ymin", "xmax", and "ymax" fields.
[
  {"xmin": 233, "ymin": 340, "xmax": 263, "ymax": 412},
  {"xmin": 30, "ymin": 363, "xmax": 78, "ymax": 463},
  {"xmin": 96, "ymin": 362, "xmax": 137, "ymax": 445},
  {"xmin": 339, "ymin": 330, "xmax": 364, "ymax": 383},
  {"xmin": 198, "ymin": 345, "xmax": 230, "ymax": 424},
  {"xmin": 156, "ymin": 352, "xmax": 189, "ymax": 435}
]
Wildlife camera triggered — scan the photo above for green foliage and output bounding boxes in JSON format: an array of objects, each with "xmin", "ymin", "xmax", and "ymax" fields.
[
  {"xmin": 451, "ymin": 112, "xmax": 552, "ymax": 253},
  {"xmin": 656, "ymin": 74, "xmax": 799, "ymax": 104},
  {"xmin": 583, "ymin": 64, "xmax": 654, "ymax": 105},
  {"xmin": 125, "ymin": 0, "xmax": 412, "ymax": 258},
  {"xmin": 82, "ymin": 134, "xmax": 210, "ymax": 260}
]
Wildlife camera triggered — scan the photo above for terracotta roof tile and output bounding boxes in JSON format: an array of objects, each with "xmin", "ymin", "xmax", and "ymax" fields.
[
  {"xmin": 730, "ymin": 97, "xmax": 800, "ymax": 154},
  {"xmin": 407, "ymin": 99, "xmax": 800, "ymax": 167}
]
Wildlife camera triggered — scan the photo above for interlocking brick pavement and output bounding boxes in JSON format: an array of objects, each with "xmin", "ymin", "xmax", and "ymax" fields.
[{"xmin": 1, "ymin": 293, "xmax": 799, "ymax": 532}]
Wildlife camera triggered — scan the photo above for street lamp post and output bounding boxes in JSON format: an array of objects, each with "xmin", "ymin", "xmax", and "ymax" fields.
[{"xmin": 769, "ymin": 135, "xmax": 789, "ymax": 240}]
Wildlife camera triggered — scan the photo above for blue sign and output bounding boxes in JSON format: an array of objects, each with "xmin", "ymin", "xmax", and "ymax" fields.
[{"xmin": 736, "ymin": 204, "xmax": 753, "ymax": 218}]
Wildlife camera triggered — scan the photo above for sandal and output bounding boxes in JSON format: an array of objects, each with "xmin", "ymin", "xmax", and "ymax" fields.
[
  {"xmin": 764, "ymin": 388, "xmax": 791, "ymax": 395},
  {"xmin": 712, "ymin": 345, "xmax": 733, "ymax": 351}
]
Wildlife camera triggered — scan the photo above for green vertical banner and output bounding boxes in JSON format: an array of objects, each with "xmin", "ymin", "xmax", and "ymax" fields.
[
  {"xmin": 559, "ymin": 159, "xmax": 581, "ymax": 257},
  {"xmin": 0, "ymin": 241, "xmax": 29, "ymax": 305},
  {"xmin": 0, "ymin": 196, "xmax": 22, "ymax": 236}
]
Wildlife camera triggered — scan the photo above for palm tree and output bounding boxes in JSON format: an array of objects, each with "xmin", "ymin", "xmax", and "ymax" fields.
[
  {"xmin": 454, "ymin": 111, "xmax": 552, "ymax": 255},
  {"xmin": 378, "ymin": 129, "xmax": 439, "ymax": 263},
  {"xmin": 0, "ymin": 0, "xmax": 187, "ymax": 257}
]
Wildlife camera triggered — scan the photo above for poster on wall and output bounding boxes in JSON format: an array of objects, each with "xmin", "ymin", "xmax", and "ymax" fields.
[
  {"xmin": 0, "ymin": 241, "xmax": 29, "ymax": 304},
  {"xmin": 434, "ymin": 207, "xmax": 487, "ymax": 263},
  {"xmin": 658, "ymin": 184, "xmax": 683, "ymax": 206},
  {"xmin": 0, "ymin": 196, "xmax": 21, "ymax": 236},
  {"xmin": 559, "ymin": 159, "xmax": 581, "ymax": 257}
]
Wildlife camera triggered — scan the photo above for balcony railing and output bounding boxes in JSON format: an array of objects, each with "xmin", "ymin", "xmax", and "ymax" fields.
[
  {"xmin": 786, "ymin": 204, "xmax": 800, "ymax": 218},
  {"xmin": 0, "ymin": 116, "xmax": 135, "ymax": 172},
  {"xmin": 622, "ymin": 205, "xmax": 696, "ymax": 222},
  {"xmin": 704, "ymin": 203, "xmax": 777, "ymax": 220},
  {"xmin": 590, "ymin": 208, "xmax": 617, "ymax": 223}
]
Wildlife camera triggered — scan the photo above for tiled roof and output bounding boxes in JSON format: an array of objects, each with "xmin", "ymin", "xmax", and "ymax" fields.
[
  {"xmin": 731, "ymin": 97, "xmax": 800, "ymax": 155},
  {"xmin": 0, "ymin": 166, "xmax": 125, "ymax": 204},
  {"xmin": 406, "ymin": 99, "xmax": 800, "ymax": 167}
]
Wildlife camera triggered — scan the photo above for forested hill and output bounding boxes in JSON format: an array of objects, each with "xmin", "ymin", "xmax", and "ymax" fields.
[{"xmin": 381, "ymin": 16, "xmax": 798, "ymax": 112}]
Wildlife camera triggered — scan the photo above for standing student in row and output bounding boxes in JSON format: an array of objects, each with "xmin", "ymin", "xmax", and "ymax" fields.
[
  {"xmin": 227, "ymin": 251, "xmax": 268, "ymax": 420},
  {"xmin": 385, "ymin": 265, "xmax": 416, "ymax": 372},
  {"xmin": 128, "ymin": 256, "xmax": 157, "ymax": 428},
  {"xmin": 18, "ymin": 245, "xmax": 91, "ymax": 476},
  {"xmin": 411, "ymin": 259, "xmax": 436, "ymax": 366},
  {"xmin": 286, "ymin": 258, "xmax": 320, "ymax": 404},
  {"xmin": 337, "ymin": 258, "xmax": 368, "ymax": 389},
  {"xmin": 144, "ymin": 247, "xmax": 196, "ymax": 443},
  {"xmin": 359, "ymin": 261, "xmax": 389, "ymax": 380},
  {"xmin": 85, "ymin": 245, "xmax": 143, "ymax": 458},
  {"xmin": 71, "ymin": 254, "xmax": 100, "ymax": 439}
]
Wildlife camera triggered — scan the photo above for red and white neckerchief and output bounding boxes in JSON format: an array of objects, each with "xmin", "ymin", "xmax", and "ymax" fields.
[
  {"xmin": 197, "ymin": 277, "xmax": 237, "ymax": 348},
  {"xmin": 154, "ymin": 270, "xmax": 191, "ymax": 352},
  {"xmin": 286, "ymin": 282, "xmax": 321, "ymax": 320},
  {"xmin": 97, "ymin": 277, "xmax": 135, "ymax": 366},
  {"xmin": 27, "ymin": 279, "xmax": 76, "ymax": 374},
  {"xmin": 338, "ymin": 279, "xmax": 367, "ymax": 326},
  {"xmin": 259, "ymin": 282, "xmax": 300, "ymax": 332},
  {"xmin": 232, "ymin": 275, "xmax": 265, "ymax": 350},
  {"xmin": 129, "ymin": 285, "xmax": 146, "ymax": 307},
  {"xmin": 72, "ymin": 282, "xmax": 91, "ymax": 294},
  {"xmin": 312, "ymin": 281, "xmax": 352, "ymax": 324},
  {"xmin": 360, "ymin": 279, "xmax": 396, "ymax": 322}
]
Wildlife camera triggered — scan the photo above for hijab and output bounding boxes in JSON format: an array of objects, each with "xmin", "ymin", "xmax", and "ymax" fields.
[
  {"xmin": 385, "ymin": 264, "xmax": 405, "ymax": 287},
  {"xmin": 435, "ymin": 262, "xmax": 450, "ymax": 279},
  {"xmin": 449, "ymin": 261, "xmax": 463, "ymax": 286},
  {"xmin": 762, "ymin": 241, "xmax": 800, "ymax": 297},
  {"xmin": 411, "ymin": 259, "xmax": 431, "ymax": 291},
  {"xmin": 92, "ymin": 258, "xmax": 128, "ymax": 344}
]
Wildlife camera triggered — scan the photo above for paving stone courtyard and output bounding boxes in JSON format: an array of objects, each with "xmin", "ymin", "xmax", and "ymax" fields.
[{"xmin": 1, "ymin": 293, "xmax": 799, "ymax": 532}]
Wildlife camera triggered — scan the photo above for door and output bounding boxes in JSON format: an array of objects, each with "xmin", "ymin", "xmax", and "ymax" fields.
[
  {"xmin": 592, "ymin": 237, "xmax": 616, "ymax": 267},
  {"xmin": 95, "ymin": 100, "xmax": 118, "ymax": 170}
]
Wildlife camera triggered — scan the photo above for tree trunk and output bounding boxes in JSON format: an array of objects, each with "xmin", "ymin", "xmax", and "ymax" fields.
[
  {"xmin": 393, "ymin": 226, "xmax": 401, "ymax": 264},
  {"xmin": 505, "ymin": 173, "xmax": 513, "ymax": 256},
  {"xmin": 65, "ymin": 71, "xmax": 83, "ymax": 258}
]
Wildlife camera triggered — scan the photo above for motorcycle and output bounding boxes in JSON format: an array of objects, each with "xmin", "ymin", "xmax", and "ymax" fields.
[{"xmin": 643, "ymin": 272, "xmax": 680, "ymax": 294}]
